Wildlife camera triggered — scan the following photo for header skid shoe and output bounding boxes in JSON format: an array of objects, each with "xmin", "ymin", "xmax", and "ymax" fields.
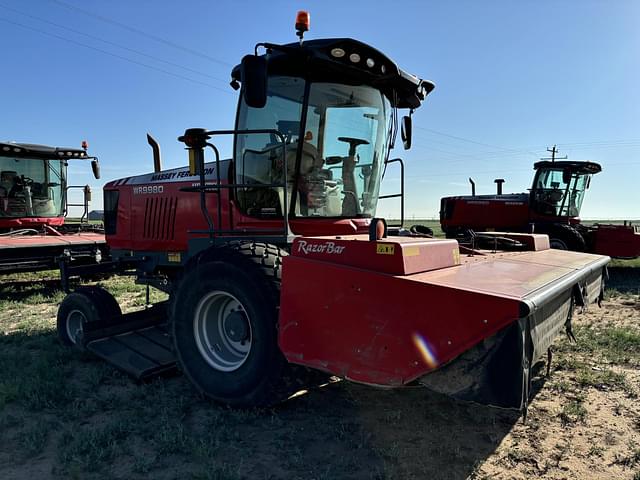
[{"xmin": 278, "ymin": 235, "xmax": 609, "ymax": 409}]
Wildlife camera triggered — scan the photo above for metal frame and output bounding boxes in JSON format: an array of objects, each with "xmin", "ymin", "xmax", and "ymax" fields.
[
  {"xmin": 180, "ymin": 129, "xmax": 290, "ymax": 245},
  {"xmin": 65, "ymin": 184, "xmax": 91, "ymax": 222},
  {"xmin": 379, "ymin": 157, "xmax": 405, "ymax": 228}
]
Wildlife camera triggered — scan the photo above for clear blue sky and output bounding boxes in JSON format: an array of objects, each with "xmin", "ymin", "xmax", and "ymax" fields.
[{"xmin": 1, "ymin": 0, "xmax": 638, "ymax": 219}]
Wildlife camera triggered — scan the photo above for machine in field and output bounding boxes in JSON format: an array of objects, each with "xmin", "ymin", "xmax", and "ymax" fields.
[
  {"xmin": 0, "ymin": 141, "xmax": 106, "ymax": 274},
  {"xmin": 440, "ymin": 152, "xmax": 640, "ymax": 258},
  {"xmin": 57, "ymin": 13, "xmax": 609, "ymax": 411}
]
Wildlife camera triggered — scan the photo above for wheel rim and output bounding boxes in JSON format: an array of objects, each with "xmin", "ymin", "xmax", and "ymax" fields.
[
  {"xmin": 193, "ymin": 291, "xmax": 252, "ymax": 372},
  {"xmin": 65, "ymin": 309, "xmax": 86, "ymax": 344},
  {"xmin": 550, "ymin": 238, "xmax": 568, "ymax": 250}
]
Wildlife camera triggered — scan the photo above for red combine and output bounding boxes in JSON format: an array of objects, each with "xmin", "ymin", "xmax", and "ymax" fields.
[
  {"xmin": 0, "ymin": 141, "xmax": 106, "ymax": 274},
  {"xmin": 440, "ymin": 153, "xmax": 640, "ymax": 258},
  {"xmin": 57, "ymin": 14, "xmax": 609, "ymax": 412}
]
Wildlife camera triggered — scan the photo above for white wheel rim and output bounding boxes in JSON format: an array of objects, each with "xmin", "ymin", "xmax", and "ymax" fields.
[
  {"xmin": 193, "ymin": 291, "xmax": 252, "ymax": 372},
  {"xmin": 65, "ymin": 309, "xmax": 86, "ymax": 344}
]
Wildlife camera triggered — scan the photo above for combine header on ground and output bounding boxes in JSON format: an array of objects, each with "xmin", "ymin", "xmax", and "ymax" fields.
[
  {"xmin": 57, "ymin": 12, "xmax": 609, "ymax": 412},
  {"xmin": 440, "ymin": 148, "xmax": 640, "ymax": 258},
  {"xmin": 0, "ymin": 141, "xmax": 106, "ymax": 274}
]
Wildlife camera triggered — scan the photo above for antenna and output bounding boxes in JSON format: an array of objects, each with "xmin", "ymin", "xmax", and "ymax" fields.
[{"xmin": 541, "ymin": 145, "xmax": 568, "ymax": 163}]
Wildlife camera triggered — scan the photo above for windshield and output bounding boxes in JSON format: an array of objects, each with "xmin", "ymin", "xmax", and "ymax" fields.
[
  {"xmin": 0, "ymin": 157, "xmax": 65, "ymax": 218},
  {"xmin": 234, "ymin": 76, "xmax": 392, "ymax": 218},
  {"xmin": 532, "ymin": 168, "xmax": 590, "ymax": 217}
]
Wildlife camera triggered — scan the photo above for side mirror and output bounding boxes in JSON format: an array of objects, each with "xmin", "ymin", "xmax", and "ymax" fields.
[
  {"xmin": 91, "ymin": 159, "xmax": 101, "ymax": 179},
  {"xmin": 241, "ymin": 55, "xmax": 267, "ymax": 108},
  {"xmin": 562, "ymin": 168, "xmax": 571, "ymax": 184},
  {"xmin": 325, "ymin": 156, "xmax": 344, "ymax": 165},
  {"xmin": 401, "ymin": 115, "xmax": 412, "ymax": 150},
  {"xmin": 586, "ymin": 176, "xmax": 591, "ymax": 189}
]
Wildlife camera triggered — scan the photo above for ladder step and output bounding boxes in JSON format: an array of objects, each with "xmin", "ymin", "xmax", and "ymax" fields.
[{"xmin": 87, "ymin": 325, "xmax": 177, "ymax": 380}]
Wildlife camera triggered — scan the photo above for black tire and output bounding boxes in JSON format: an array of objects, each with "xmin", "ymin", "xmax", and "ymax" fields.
[
  {"xmin": 409, "ymin": 224, "xmax": 434, "ymax": 236},
  {"xmin": 172, "ymin": 242, "xmax": 289, "ymax": 407},
  {"xmin": 536, "ymin": 223, "xmax": 586, "ymax": 252},
  {"xmin": 57, "ymin": 286, "xmax": 122, "ymax": 346}
]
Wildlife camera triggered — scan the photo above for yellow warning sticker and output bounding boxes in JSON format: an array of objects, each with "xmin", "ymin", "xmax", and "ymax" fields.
[
  {"xmin": 167, "ymin": 252, "xmax": 182, "ymax": 263},
  {"xmin": 376, "ymin": 243, "xmax": 395, "ymax": 255},
  {"xmin": 452, "ymin": 248, "xmax": 461, "ymax": 264}
]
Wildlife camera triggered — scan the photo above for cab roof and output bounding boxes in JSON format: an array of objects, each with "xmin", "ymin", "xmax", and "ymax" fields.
[
  {"xmin": 231, "ymin": 38, "xmax": 435, "ymax": 109},
  {"xmin": 533, "ymin": 160, "xmax": 602, "ymax": 174},
  {"xmin": 0, "ymin": 141, "xmax": 89, "ymax": 160}
]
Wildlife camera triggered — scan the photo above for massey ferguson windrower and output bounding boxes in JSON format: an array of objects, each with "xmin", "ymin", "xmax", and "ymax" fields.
[
  {"xmin": 440, "ymin": 152, "xmax": 640, "ymax": 258},
  {"xmin": 57, "ymin": 13, "xmax": 609, "ymax": 412},
  {"xmin": 0, "ymin": 141, "xmax": 106, "ymax": 273}
]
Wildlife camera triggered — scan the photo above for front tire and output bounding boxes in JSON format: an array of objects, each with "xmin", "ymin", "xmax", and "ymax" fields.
[
  {"xmin": 537, "ymin": 223, "xmax": 586, "ymax": 252},
  {"xmin": 172, "ymin": 242, "xmax": 288, "ymax": 407}
]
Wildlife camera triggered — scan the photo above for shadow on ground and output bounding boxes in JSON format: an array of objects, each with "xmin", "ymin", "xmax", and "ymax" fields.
[
  {"xmin": 607, "ymin": 267, "xmax": 640, "ymax": 295},
  {"xmin": 0, "ymin": 325, "xmax": 526, "ymax": 480},
  {"xmin": 0, "ymin": 277, "xmax": 63, "ymax": 304}
]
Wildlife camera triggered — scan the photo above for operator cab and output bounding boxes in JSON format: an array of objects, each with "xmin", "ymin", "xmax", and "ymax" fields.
[
  {"xmin": 530, "ymin": 160, "xmax": 602, "ymax": 218},
  {"xmin": 0, "ymin": 142, "xmax": 100, "ymax": 228},
  {"xmin": 229, "ymin": 36, "xmax": 434, "ymax": 226}
]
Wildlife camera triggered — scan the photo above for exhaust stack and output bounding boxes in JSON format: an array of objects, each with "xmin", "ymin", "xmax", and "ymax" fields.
[
  {"xmin": 469, "ymin": 177, "xmax": 476, "ymax": 196},
  {"xmin": 494, "ymin": 178, "xmax": 505, "ymax": 195},
  {"xmin": 147, "ymin": 133, "xmax": 162, "ymax": 173}
]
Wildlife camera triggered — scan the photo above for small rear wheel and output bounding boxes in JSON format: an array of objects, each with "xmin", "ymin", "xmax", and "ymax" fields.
[{"xmin": 57, "ymin": 286, "xmax": 121, "ymax": 346}]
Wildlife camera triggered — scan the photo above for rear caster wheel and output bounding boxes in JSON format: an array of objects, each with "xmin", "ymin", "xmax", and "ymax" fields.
[{"xmin": 57, "ymin": 286, "xmax": 121, "ymax": 346}]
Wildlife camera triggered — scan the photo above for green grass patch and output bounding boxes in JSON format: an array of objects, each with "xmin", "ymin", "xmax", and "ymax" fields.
[
  {"xmin": 16, "ymin": 420, "xmax": 51, "ymax": 458},
  {"xmin": 0, "ymin": 343, "xmax": 74, "ymax": 411},
  {"xmin": 559, "ymin": 396, "xmax": 588, "ymax": 424},
  {"xmin": 609, "ymin": 258, "xmax": 640, "ymax": 268},
  {"xmin": 576, "ymin": 368, "xmax": 636, "ymax": 397},
  {"xmin": 388, "ymin": 219, "xmax": 445, "ymax": 237},
  {"xmin": 57, "ymin": 421, "xmax": 131, "ymax": 475},
  {"xmin": 557, "ymin": 324, "xmax": 640, "ymax": 366}
]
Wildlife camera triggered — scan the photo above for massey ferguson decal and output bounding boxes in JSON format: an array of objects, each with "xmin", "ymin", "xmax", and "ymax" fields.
[
  {"xmin": 125, "ymin": 160, "xmax": 230, "ymax": 185},
  {"xmin": 150, "ymin": 167, "xmax": 215, "ymax": 182},
  {"xmin": 297, "ymin": 240, "xmax": 346, "ymax": 255}
]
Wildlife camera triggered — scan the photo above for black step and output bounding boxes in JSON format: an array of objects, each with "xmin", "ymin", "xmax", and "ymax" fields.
[{"xmin": 86, "ymin": 325, "xmax": 177, "ymax": 380}]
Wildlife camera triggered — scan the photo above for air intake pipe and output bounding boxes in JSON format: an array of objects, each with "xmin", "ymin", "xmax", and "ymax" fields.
[{"xmin": 494, "ymin": 178, "xmax": 505, "ymax": 195}]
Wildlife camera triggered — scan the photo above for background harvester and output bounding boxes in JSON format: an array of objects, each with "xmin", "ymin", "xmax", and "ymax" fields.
[
  {"xmin": 0, "ymin": 141, "xmax": 106, "ymax": 274},
  {"xmin": 440, "ymin": 148, "xmax": 640, "ymax": 258},
  {"xmin": 57, "ymin": 13, "xmax": 609, "ymax": 412}
]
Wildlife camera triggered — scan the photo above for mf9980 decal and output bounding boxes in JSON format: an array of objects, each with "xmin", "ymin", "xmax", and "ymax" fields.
[{"xmin": 133, "ymin": 185, "xmax": 164, "ymax": 195}]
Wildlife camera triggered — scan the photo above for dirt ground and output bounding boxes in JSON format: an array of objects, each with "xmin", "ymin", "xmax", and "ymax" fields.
[{"xmin": 0, "ymin": 270, "xmax": 639, "ymax": 479}]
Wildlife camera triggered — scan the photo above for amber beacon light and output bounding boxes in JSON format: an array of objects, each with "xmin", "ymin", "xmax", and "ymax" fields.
[{"xmin": 295, "ymin": 10, "xmax": 310, "ymax": 42}]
